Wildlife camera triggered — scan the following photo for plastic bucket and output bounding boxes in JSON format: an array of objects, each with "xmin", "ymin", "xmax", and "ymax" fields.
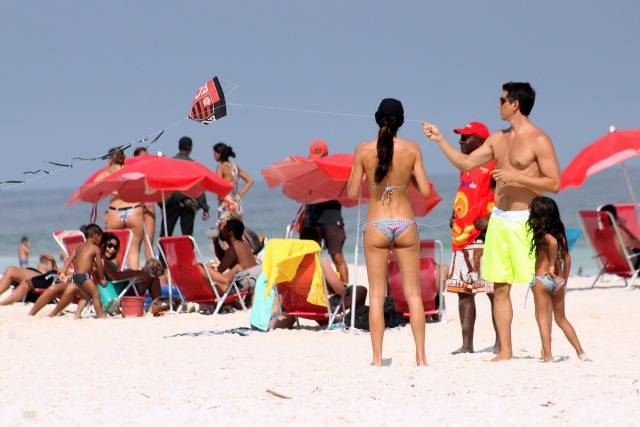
[{"xmin": 121, "ymin": 296, "xmax": 146, "ymax": 318}]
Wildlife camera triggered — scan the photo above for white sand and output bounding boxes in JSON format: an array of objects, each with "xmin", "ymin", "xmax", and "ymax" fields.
[{"xmin": 0, "ymin": 271, "xmax": 639, "ymax": 426}]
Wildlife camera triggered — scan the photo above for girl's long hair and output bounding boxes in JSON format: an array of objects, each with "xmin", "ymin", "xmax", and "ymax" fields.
[
  {"xmin": 375, "ymin": 116, "xmax": 400, "ymax": 183},
  {"xmin": 214, "ymin": 142, "xmax": 236, "ymax": 162},
  {"xmin": 527, "ymin": 196, "xmax": 568, "ymax": 258}
]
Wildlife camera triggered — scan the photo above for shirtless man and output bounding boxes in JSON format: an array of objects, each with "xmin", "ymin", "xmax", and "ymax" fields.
[
  {"xmin": 211, "ymin": 219, "xmax": 260, "ymax": 291},
  {"xmin": 53, "ymin": 224, "xmax": 107, "ymax": 318},
  {"xmin": 422, "ymin": 82, "xmax": 561, "ymax": 361}
]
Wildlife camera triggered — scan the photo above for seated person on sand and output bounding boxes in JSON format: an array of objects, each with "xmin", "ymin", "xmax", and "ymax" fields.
[
  {"xmin": 270, "ymin": 227, "xmax": 367, "ymax": 329},
  {"xmin": 599, "ymin": 204, "xmax": 640, "ymax": 268},
  {"xmin": 44, "ymin": 233, "xmax": 165, "ymax": 317},
  {"xmin": 207, "ymin": 219, "xmax": 260, "ymax": 292},
  {"xmin": 0, "ymin": 254, "xmax": 58, "ymax": 306}
]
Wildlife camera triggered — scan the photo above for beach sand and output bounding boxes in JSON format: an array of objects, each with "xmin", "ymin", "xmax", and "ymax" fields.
[{"xmin": 0, "ymin": 269, "xmax": 638, "ymax": 426}]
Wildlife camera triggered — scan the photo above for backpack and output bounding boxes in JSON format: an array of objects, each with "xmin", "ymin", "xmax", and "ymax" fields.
[{"xmin": 345, "ymin": 296, "xmax": 406, "ymax": 331}]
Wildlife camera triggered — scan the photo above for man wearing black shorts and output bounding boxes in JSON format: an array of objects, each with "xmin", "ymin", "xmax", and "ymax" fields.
[{"xmin": 304, "ymin": 140, "xmax": 349, "ymax": 283}]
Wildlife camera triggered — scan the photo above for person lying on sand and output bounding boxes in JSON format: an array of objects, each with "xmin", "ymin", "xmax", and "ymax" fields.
[{"xmin": 0, "ymin": 254, "xmax": 58, "ymax": 306}]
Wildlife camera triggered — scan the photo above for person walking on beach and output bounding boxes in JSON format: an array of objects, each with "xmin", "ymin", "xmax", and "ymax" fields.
[
  {"xmin": 213, "ymin": 142, "xmax": 253, "ymax": 224},
  {"xmin": 53, "ymin": 224, "xmax": 107, "ymax": 319},
  {"xmin": 161, "ymin": 137, "xmax": 211, "ymax": 236},
  {"xmin": 445, "ymin": 121, "xmax": 499, "ymax": 354},
  {"xmin": 422, "ymin": 82, "xmax": 561, "ymax": 361},
  {"xmin": 347, "ymin": 98, "xmax": 432, "ymax": 367},
  {"xmin": 527, "ymin": 196, "xmax": 589, "ymax": 362},
  {"xmin": 303, "ymin": 140, "xmax": 349, "ymax": 283},
  {"xmin": 18, "ymin": 236, "xmax": 31, "ymax": 268}
]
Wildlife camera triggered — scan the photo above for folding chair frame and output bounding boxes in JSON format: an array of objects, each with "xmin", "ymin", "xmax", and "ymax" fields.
[
  {"xmin": 157, "ymin": 236, "xmax": 246, "ymax": 315},
  {"xmin": 578, "ymin": 211, "xmax": 640, "ymax": 289}
]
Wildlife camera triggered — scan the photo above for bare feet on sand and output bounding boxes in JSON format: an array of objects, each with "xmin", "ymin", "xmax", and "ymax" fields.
[
  {"xmin": 451, "ymin": 346, "xmax": 474, "ymax": 355},
  {"xmin": 578, "ymin": 353, "xmax": 592, "ymax": 362},
  {"xmin": 490, "ymin": 352, "xmax": 513, "ymax": 362}
]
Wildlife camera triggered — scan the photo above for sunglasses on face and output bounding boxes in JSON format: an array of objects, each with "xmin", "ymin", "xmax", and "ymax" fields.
[{"xmin": 106, "ymin": 243, "xmax": 119, "ymax": 250}]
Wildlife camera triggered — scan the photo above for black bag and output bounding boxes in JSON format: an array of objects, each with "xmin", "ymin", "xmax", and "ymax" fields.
[{"xmin": 345, "ymin": 296, "xmax": 406, "ymax": 331}]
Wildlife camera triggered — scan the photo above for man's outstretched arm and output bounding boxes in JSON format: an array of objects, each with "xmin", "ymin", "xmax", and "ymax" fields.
[{"xmin": 421, "ymin": 122, "xmax": 494, "ymax": 171}]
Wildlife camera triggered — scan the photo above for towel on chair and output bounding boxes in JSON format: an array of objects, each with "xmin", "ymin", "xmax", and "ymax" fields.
[{"xmin": 261, "ymin": 239, "xmax": 326, "ymax": 307}]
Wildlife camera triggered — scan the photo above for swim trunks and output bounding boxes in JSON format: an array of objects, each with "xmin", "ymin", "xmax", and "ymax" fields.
[
  {"xmin": 72, "ymin": 273, "xmax": 91, "ymax": 286},
  {"xmin": 481, "ymin": 208, "xmax": 535, "ymax": 285},
  {"xmin": 446, "ymin": 241, "xmax": 493, "ymax": 294}
]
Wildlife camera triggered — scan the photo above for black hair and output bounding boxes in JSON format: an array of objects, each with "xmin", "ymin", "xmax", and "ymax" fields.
[
  {"xmin": 502, "ymin": 82, "xmax": 535, "ymax": 116},
  {"xmin": 107, "ymin": 147, "xmax": 125, "ymax": 165},
  {"xmin": 179, "ymin": 136, "xmax": 193, "ymax": 152},
  {"xmin": 133, "ymin": 147, "xmax": 148, "ymax": 157},
  {"xmin": 299, "ymin": 226, "xmax": 321, "ymax": 244},
  {"xmin": 83, "ymin": 223, "xmax": 103, "ymax": 239},
  {"xmin": 373, "ymin": 99, "xmax": 404, "ymax": 184},
  {"xmin": 527, "ymin": 196, "xmax": 567, "ymax": 259},
  {"xmin": 21, "ymin": 236, "xmax": 29, "ymax": 243},
  {"xmin": 100, "ymin": 232, "xmax": 120, "ymax": 250},
  {"xmin": 599, "ymin": 204, "xmax": 618, "ymax": 221},
  {"xmin": 375, "ymin": 116, "xmax": 401, "ymax": 183},
  {"xmin": 224, "ymin": 218, "xmax": 245, "ymax": 240},
  {"xmin": 213, "ymin": 142, "xmax": 236, "ymax": 162}
]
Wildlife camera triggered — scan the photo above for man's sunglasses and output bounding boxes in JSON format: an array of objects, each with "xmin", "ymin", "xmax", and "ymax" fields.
[{"xmin": 500, "ymin": 96, "xmax": 514, "ymax": 105}]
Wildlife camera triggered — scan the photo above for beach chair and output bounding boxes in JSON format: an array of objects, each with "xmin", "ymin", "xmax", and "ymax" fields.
[
  {"xmin": 158, "ymin": 235, "xmax": 247, "ymax": 315},
  {"xmin": 104, "ymin": 229, "xmax": 133, "ymax": 270},
  {"xmin": 263, "ymin": 239, "xmax": 340, "ymax": 329},
  {"xmin": 387, "ymin": 239, "xmax": 446, "ymax": 321},
  {"xmin": 598, "ymin": 203, "xmax": 640, "ymax": 240},
  {"xmin": 578, "ymin": 210, "xmax": 640, "ymax": 288},
  {"xmin": 52, "ymin": 229, "xmax": 86, "ymax": 261},
  {"xmin": 26, "ymin": 229, "xmax": 88, "ymax": 303}
]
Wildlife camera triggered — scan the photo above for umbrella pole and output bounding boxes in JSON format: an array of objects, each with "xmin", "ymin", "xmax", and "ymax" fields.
[
  {"xmin": 162, "ymin": 190, "xmax": 174, "ymax": 312},
  {"xmin": 350, "ymin": 187, "xmax": 362, "ymax": 331},
  {"xmin": 621, "ymin": 162, "xmax": 639, "ymax": 207}
]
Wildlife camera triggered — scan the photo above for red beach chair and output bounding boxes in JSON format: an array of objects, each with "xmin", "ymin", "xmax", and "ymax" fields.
[
  {"xmin": 578, "ymin": 210, "xmax": 640, "ymax": 288},
  {"xmin": 275, "ymin": 253, "xmax": 340, "ymax": 328},
  {"xmin": 158, "ymin": 235, "xmax": 247, "ymax": 314},
  {"xmin": 388, "ymin": 240, "xmax": 446, "ymax": 321},
  {"xmin": 52, "ymin": 229, "xmax": 86, "ymax": 263}
]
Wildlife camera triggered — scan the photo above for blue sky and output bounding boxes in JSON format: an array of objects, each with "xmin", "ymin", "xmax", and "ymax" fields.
[{"xmin": 1, "ymin": 0, "xmax": 639, "ymax": 191}]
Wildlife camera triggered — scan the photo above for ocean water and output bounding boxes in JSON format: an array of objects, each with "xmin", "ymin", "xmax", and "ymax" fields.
[{"xmin": 0, "ymin": 166, "xmax": 638, "ymax": 277}]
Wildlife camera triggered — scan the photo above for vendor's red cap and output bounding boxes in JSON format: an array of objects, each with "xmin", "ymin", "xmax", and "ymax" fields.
[
  {"xmin": 309, "ymin": 140, "xmax": 328, "ymax": 158},
  {"xmin": 453, "ymin": 122, "xmax": 490, "ymax": 140}
]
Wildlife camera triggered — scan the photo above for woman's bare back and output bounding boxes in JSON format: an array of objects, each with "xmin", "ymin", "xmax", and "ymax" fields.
[{"xmin": 352, "ymin": 138, "xmax": 430, "ymax": 220}]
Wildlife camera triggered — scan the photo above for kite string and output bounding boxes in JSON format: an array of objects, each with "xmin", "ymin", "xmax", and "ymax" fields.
[{"xmin": 226, "ymin": 102, "xmax": 423, "ymax": 123}]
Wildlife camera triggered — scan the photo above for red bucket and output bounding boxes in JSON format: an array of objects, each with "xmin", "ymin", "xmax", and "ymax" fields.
[{"xmin": 121, "ymin": 296, "xmax": 146, "ymax": 318}]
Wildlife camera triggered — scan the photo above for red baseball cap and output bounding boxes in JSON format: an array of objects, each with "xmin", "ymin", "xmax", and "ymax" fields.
[
  {"xmin": 309, "ymin": 140, "xmax": 329, "ymax": 158},
  {"xmin": 453, "ymin": 122, "xmax": 490, "ymax": 140}
]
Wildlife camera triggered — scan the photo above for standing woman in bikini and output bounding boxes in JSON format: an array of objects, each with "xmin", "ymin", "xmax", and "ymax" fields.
[
  {"xmin": 213, "ymin": 142, "xmax": 254, "ymax": 223},
  {"xmin": 347, "ymin": 98, "xmax": 432, "ymax": 367},
  {"xmin": 95, "ymin": 147, "xmax": 145, "ymax": 269}
]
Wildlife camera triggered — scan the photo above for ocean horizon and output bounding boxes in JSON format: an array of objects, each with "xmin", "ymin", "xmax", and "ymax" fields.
[{"xmin": 1, "ymin": 166, "xmax": 638, "ymax": 278}]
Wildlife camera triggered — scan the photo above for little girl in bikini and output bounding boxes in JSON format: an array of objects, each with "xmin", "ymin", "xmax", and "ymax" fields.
[{"xmin": 527, "ymin": 196, "xmax": 589, "ymax": 362}]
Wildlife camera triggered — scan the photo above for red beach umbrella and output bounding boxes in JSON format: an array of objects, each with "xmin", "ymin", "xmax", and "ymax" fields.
[
  {"xmin": 561, "ymin": 128, "xmax": 640, "ymax": 204},
  {"xmin": 68, "ymin": 155, "xmax": 233, "ymax": 205},
  {"xmin": 261, "ymin": 153, "xmax": 441, "ymax": 216}
]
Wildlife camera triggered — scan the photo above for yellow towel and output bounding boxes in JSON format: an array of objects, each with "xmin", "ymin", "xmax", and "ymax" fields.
[{"xmin": 262, "ymin": 238, "xmax": 327, "ymax": 307}]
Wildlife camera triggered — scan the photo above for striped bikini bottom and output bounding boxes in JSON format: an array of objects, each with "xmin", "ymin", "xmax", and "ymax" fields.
[{"xmin": 363, "ymin": 218, "xmax": 416, "ymax": 242}]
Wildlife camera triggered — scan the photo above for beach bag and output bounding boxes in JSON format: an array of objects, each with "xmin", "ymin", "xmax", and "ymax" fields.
[
  {"xmin": 345, "ymin": 305, "xmax": 370, "ymax": 330},
  {"xmin": 98, "ymin": 282, "xmax": 121, "ymax": 315}
]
